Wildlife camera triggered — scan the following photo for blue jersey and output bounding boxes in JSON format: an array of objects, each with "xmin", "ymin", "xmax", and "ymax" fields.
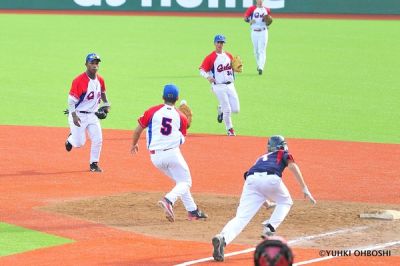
[{"xmin": 247, "ymin": 150, "xmax": 294, "ymax": 177}]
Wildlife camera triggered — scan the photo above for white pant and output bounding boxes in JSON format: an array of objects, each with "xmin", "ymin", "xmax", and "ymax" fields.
[
  {"xmin": 150, "ymin": 148, "xmax": 197, "ymax": 212},
  {"xmin": 212, "ymin": 83, "xmax": 240, "ymax": 130},
  {"xmin": 68, "ymin": 112, "xmax": 102, "ymax": 164},
  {"xmin": 220, "ymin": 172, "xmax": 293, "ymax": 245},
  {"xmin": 251, "ymin": 29, "xmax": 269, "ymax": 71}
]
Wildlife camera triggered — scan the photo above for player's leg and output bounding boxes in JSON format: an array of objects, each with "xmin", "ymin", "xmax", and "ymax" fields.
[
  {"xmin": 260, "ymin": 174, "xmax": 293, "ymax": 233},
  {"xmin": 219, "ymin": 174, "xmax": 266, "ymax": 245},
  {"xmin": 67, "ymin": 113, "xmax": 87, "ymax": 147},
  {"xmin": 251, "ymin": 31, "xmax": 260, "ymax": 69},
  {"xmin": 151, "ymin": 149, "xmax": 197, "ymax": 211},
  {"xmin": 212, "ymin": 84, "xmax": 232, "ymax": 131},
  {"xmin": 227, "ymin": 84, "xmax": 240, "ymax": 114},
  {"xmin": 258, "ymin": 30, "xmax": 268, "ymax": 72},
  {"xmin": 87, "ymin": 115, "xmax": 103, "ymax": 170}
]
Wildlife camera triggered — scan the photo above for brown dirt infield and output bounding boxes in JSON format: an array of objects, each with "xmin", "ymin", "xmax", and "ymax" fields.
[{"xmin": 0, "ymin": 125, "xmax": 399, "ymax": 265}]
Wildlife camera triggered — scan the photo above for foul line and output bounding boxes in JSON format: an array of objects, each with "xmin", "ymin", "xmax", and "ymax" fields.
[{"xmin": 174, "ymin": 226, "xmax": 368, "ymax": 266}]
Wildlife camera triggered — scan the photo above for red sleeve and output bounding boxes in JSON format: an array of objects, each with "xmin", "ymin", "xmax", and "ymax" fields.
[
  {"xmin": 69, "ymin": 73, "xmax": 87, "ymax": 99},
  {"xmin": 285, "ymin": 153, "xmax": 295, "ymax": 165},
  {"xmin": 267, "ymin": 8, "xmax": 271, "ymax": 15},
  {"xmin": 137, "ymin": 104, "xmax": 164, "ymax": 128},
  {"xmin": 177, "ymin": 110, "xmax": 188, "ymax": 136},
  {"xmin": 244, "ymin": 6, "xmax": 256, "ymax": 18},
  {"xmin": 98, "ymin": 74, "xmax": 106, "ymax": 93},
  {"xmin": 199, "ymin": 52, "xmax": 217, "ymax": 72}
]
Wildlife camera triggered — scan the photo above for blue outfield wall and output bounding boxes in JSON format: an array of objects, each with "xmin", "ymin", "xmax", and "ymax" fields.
[{"xmin": 0, "ymin": 0, "xmax": 399, "ymax": 15}]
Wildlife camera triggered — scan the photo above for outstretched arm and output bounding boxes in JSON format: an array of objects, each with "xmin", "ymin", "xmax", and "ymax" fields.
[
  {"xmin": 288, "ymin": 162, "xmax": 316, "ymax": 204},
  {"xmin": 131, "ymin": 124, "xmax": 145, "ymax": 155}
]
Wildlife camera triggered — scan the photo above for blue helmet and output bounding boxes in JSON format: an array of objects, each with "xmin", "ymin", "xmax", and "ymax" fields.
[
  {"xmin": 86, "ymin": 53, "xmax": 101, "ymax": 63},
  {"xmin": 163, "ymin": 84, "xmax": 179, "ymax": 101},
  {"xmin": 267, "ymin": 135, "xmax": 288, "ymax": 152},
  {"xmin": 214, "ymin": 34, "xmax": 226, "ymax": 43}
]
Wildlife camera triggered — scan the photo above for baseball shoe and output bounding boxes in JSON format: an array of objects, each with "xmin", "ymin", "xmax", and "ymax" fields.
[
  {"xmin": 227, "ymin": 128, "xmax": 236, "ymax": 136},
  {"xmin": 261, "ymin": 223, "xmax": 276, "ymax": 239},
  {"xmin": 65, "ymin": 133, "xmax": 72, "ymax": 152},
  {"xmin": 89, "ymin": 162, "xmax": 102, "ymax": 172},
  {"xmin": 217, "ymin": 106, "xmax": 223, "ymax": 123},
  {"xmin": 188, "ymin": 209, "xmax": 208, "ymax": 221},
  {"xmin": 212, "ymin": 234, "xmax": 226, "ymax": 262},
  {"xmin": 258, "ymin": 69, "xmax": 263, "ymax": 75},
  {"xmin": 158, "ymin": 197, "xmax": 175, "ymax": 222}
]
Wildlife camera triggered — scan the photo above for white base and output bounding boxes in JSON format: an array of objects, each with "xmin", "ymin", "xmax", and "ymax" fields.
[{"xmin": 360, "ymin": 209, "xmax": 400, "ymax": 220}]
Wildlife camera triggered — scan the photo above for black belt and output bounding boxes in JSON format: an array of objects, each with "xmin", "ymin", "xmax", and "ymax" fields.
[
  {"xmin": 214, "ymin": 82, "xmax": 232, "ymax": 85},
  {"xmin": 78, "ymin": 111, "xmax": 93, "ymax": 114},
  {"xmin": 150, "ymin": 148, "xmax": 174, "ymax": 154},
  {"xmin": 253, "ymin": 28, "xmax": 266, "ymax": 32}
]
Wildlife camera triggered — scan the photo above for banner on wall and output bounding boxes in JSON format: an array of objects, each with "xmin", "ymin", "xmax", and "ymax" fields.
[{"xmin": 0, "ymin": 0, "xmax": 399, "ymax": 15}]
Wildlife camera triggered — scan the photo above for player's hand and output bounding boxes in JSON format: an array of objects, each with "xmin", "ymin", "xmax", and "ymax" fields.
[
  {"xmin": 250, "ymin": 19, "xmax": 256, "ymax": 25},
  {"xmin": 207, "ymin": 76, "xmax": 215, "ymax": 83},
  {"xmin": 72, "ymin": 113, "xmax": 81, "ymax": 127},
  {"xmin": 131, "ymin": 144, "xmax": 139, "ymax": 155},
  {"xmin": 303, "ymin": 187, "xmax": 316, "ymax": 204}
]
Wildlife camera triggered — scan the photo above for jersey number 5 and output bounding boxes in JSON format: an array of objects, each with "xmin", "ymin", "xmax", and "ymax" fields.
[{"xmin": 160, "ymin": 117, "xmax": 172, "ymax": 135}]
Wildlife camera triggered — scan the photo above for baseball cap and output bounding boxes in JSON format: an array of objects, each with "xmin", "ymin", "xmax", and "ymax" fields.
[
  {"xmin": 163, "ymin": 84, "xmax": 179, "ymax": 101},
  {"xmin": 214, "ymin": 34, "xmax": 226, "ymax": 43},
  {"xmin": 86, "ymin": 53, "xmax": 101, "ymax": 63}
]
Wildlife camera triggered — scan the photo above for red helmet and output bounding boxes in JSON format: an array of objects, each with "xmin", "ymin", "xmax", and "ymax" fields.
[{"xmin": 254, "ymin": 237, "xmax": 293, "ymax": 266}]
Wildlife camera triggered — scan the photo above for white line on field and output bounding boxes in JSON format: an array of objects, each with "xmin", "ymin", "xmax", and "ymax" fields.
[{"xmin": 174, "ymin": 226, "xmax": 368, "ymax": 266}]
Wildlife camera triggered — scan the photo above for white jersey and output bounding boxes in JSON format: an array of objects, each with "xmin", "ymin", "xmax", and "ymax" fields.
[
  {"xmin": 245, "ymin": 6, "xmax": 270, "ymax": 31},
  {"xmin": 138, "ymin": 104, "xmax": 188, "ymax": 151},
  {"xmin": 69, "ymin": 72, "xmax": 106, "ymax": 113},
  {"xmin": 200, "ymin": 51, "xmax": 235, "ymax": 85}
]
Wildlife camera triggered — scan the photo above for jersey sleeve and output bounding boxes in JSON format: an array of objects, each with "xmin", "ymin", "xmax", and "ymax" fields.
[
  {"xmin": 267, "ymin": 7, "xmax": 271, "ymax": 15},
  {"xmin": 283, "ymin": 152, "xmax": 295, "ymax": 166},
  {"xmin": 244, "ymin": 6, "xmax": 256, "ymax": 18},
  {"xmin": 226, "ymin": 52, "xmax": 233, "ymax": 61},
  {"xmin": 69, "ymin": 75, "xmax": 85, "ymax": 99},
  {"xmin": 199, "ymin": 52, "xmax": 216, "ymax": 72},
  {"xmin": 98, "ymin": 75, "xmax": 106, "ymax": 93},
  {"xmin": 138, "ymin": 104, "xmax": 164, "ymax": 128}
]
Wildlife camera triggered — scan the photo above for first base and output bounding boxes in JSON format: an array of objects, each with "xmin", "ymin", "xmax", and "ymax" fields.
[{"xmin": 360, "ymin": 209, "xmax": 400, "ymax": 220}]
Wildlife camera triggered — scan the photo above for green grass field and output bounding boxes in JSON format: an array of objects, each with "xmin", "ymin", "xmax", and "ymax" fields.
[
  {"xmin": 0, "ymin": 14, "xmax": 399, "ymax": 143},
  {"xmin": 0, "ymin": 222, "xmax": 73, "ymax": 256}
]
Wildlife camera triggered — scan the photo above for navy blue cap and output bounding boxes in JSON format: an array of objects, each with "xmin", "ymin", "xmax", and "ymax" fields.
[
  {"xmin": 86, "ymin": 53, "xmax": 101, "ymax": 63},
  {"xmin": 163, "ymin": 84, "xmax": 179, "ymax": 101},
  {"xmin": 214, "ymin": 34, "xmax": 226, "ymax": 43}
]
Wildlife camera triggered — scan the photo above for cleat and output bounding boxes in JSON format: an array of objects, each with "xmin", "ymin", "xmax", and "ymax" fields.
[
  {"xmin": 65, "ymin": 133, "xmax": 72, "ymax": 152},
  {"xmin": 188, "ymin": 209, "xmax": 208, "ymax": 221},
  {"xmin": 89, "ymin": 162, "xmax": 102, "ymax": 172},
  {"xmin": 227, "ymin": 128, "xmax": 236, "ymax": 136},
  {"xmin": 261, "ymin": 223, "xmax": 275, "ymax": 239},
  {"xmin": 212, "ymin": 235, "xmax": 225, "ymax": 262},
  {"xmin": 217, "ymin": 106, "xmax": 223, "ymax": 123},
  {"xmin": 158, "ymin": 198, "xmax": 175, "ymax": 222},
  {"xmin": 258, "ymin": 69, "xmax": 263, "ymax": 75}
]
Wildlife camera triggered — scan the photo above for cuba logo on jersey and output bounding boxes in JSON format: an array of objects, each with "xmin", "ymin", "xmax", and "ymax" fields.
[{"xmin": 216, "ymin": 63, "xmax": 232, "ymax": 72}]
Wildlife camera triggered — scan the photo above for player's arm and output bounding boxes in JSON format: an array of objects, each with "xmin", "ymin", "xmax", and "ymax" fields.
[
  {"xmin": 287, "ymin": 160, "xmax": 316, "ymax": 204},
  {"xmin": 68, "ymin": 95, "xmax": 81, "ymax": 127},
  {"xmin": 244, "ymin": 6, "xmax": 256, "ymax": 24},
  {"xmin": 100, "ymin": 93, "xmax": 111, "ymax": 112},
  {"xmin": 131, "ymin": 124, "xmax": 145, "ymax": 155},
  {"xmin": 200, "ymin": 56, "xmax": 216, "ymax": 83}
]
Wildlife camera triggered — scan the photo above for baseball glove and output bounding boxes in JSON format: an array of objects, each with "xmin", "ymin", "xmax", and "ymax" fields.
[
  {"xmin": 178, "ymin": 100, "xmax": 192, "ymax": 128},
  {"xmin": 263, "ymin": 14, "xmax": 273, "ymax": 26},
  {"xmin": 232, "ymin": 56, "xmax": 243, "ymax": 73},
  {"xmin": 95, "ymin": 106, "xmax": 109, "ymax": 120}
]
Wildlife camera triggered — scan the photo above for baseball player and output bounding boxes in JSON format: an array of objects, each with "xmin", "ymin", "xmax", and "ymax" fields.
[
  {"xmin": 212, "ymin": 135, "xmax": 316, "ymax": 262},
  {"xmin": 65, "ymin": 53, "xmax": 110, "ymax": 172},
  {"xmin": 244, "ymin": 0, "xmax": 272, "ymax": 75},
  {"xmin": 199, "ymin": 34, "xmax": 240, "ymax": 136},
  {"xmin": 130, "ymin": 84, "xmax": 208, "ymax": 222}
]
